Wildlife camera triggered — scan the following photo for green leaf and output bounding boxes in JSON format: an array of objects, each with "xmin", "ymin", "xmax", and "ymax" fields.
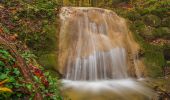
[
  {"xmin": 26, "ymin": 84, "xmax": 33, "ymax": 91},
  {"xmin": 33, "ymin": 76, "xmax": 40, "ymax": 82},
  {"xmin": 13, "ymin": 68, "xmax": 20, "ymax": 75},
  {"xmin": 0, "ymin": 74, "xmax": 8, "ymax": 80},
  {"xmin": 8, "ymin": 77, "xmax": 15, "ymax": 83},
  {"xmin": 0, "ymin": 61, "xmax": 5, "ymax": 67},
  {"xmin": 17, "ymin": 93, "xmax": 22, "ymax": 97},
  {"xmin": 44, "ymin": 71, "xmax": 49, "ymax": 76}
]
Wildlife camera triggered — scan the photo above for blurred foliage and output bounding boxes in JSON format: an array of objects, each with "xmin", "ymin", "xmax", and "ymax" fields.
[
  {"xmin": 0, "ymin": 46, "xmax": 27, "ymax": 99},
  {"xmin": 0, "ymin": 46, "xmax": 63, "ymax": 99},
  {"xmin": 0, "ymin": 0, "xmax": 60, "ymax": 57}
]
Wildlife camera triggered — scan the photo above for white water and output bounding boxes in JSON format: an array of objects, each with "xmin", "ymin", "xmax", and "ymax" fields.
[
  {"xmin": 65, "ymin": 48, "xmax": 128, "ymax": 80},
  {"xmin": 62, "ymin": 79, "xmax": 153, "ymax": 96}
]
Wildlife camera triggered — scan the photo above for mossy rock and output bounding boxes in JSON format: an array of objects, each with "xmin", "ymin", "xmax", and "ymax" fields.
[
  {"xmin": 136, "ymin": 8, "xmax": 150, "ymax": 16},
  {"xmin": 153, "ymin": 27, "xmax": 170, "ymax": 39},
  {"xmin": 126, "ymin": 11, "xmax": 141, "ymax": 21},
  {"xmin": 162, "ymin": 17, "xmax": 170, "ymax": 28},
  {"xmin": 151, "ymin": 9, "xmax": 169, "ymax": 19},
  {"xmin": 143, "ymin": 15, "xmax": 161, "ymax": 27},
  {"xmin": 38, "ymin": 53, "xmax": 58, "ymax": 70},
  {"xmin": 134, "ymin": 20, "xmax": 145, "ymax": 28},
  {"xmin": 138, "ymin": 26, "xmax": 155, "ymax": 40}
]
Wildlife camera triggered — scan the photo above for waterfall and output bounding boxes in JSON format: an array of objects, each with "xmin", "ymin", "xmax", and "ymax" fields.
[
  {"xmin": 59, "ymin": 7, "xmax": 143, "ymax": 81},
  {"xmin": 59, "ymin": 7, "xmax": 156, "ymax": 100}
]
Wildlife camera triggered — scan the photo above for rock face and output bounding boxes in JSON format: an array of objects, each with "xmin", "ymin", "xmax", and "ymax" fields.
[{"xmin": 59, "ymin": 7, "xmax": 146, "ymax": 80}]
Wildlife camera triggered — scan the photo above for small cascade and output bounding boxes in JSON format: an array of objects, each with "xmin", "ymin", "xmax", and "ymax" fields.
[
  {"xmin": 59, "ymin": 7, "xmax": 143, "ymax": 80},
  {"xmin": 65, "ymin": 48, "xmax": 128, "ymax": 80},
  {"xmin": 59, "ymin": 7, "xmax": 155, "ymax": 100}
]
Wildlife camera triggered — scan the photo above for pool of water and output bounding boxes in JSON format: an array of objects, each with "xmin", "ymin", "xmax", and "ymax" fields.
[{"xmin": 62, "ymin": 79, "xmax": 157, "ymax": 100}]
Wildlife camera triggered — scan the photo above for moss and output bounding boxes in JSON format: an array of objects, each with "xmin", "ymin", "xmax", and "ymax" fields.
[
  {"xmin": 153, "ymin": 27, "xmax": 170, "ymax": 39},
  {"xmin": 162, "ymin": 17, "xmax": 170, "ymax": 27},
  {"xmin": 137, "ymin": 8, "xmax": 150, "ymax": 16},
  {"xmin": 144, "ymin": 49, "xmax": 165, "ymax": 77},
  {"xmin": 38, "ymin": 53, "xmax": 58, "ymax": 70},
  {"xmin": 126, "ymin": 11, "xmax": 141, "ymax": 21},
  {"xmin": 130, "ymin": 24, "xmax": 165, "ymax": 77},
  {"xmin": 133, "ymin": 20, "xmax": 145, "ymax": 28},
  {"xmin": 132, "ymin": 21, "xmax": 155, "ymax": 40},
  {"xmin": 123, "ymin": 0, "xmax": 169, "ymax": 77},
  {"xmin": 139, "ymin": 26, "xmax": 155, "ymax": 40}
]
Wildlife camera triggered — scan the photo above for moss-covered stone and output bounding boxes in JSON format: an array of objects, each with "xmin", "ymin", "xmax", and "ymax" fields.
[
  {"xmin": 143, "ymin": 14, "xmax": 161, "ymax": 27},
  {"xmin": 138, "ymin": 26, "xmax": 155, "ymax": 40},
  {"xmin": 153, "ymin": 27, "xmax": 170, "ymax": 39},
  {"xmin": 136, "ymin": 8, "xmax": 150, "ymax": 16},
  {"xmin": 38, "ymin": 53, "xmax": 58, "ymax": 70},
  {"xmin": 162, "ymin": 17, "xmax": 170, "ymax": 28},
  {"xmin": 126, "ymin": 11, "xmax": 141, "ymax": 21},
  {"xmin": 133, "ymin": 20, "xmax": 145, "ymax": 28}
]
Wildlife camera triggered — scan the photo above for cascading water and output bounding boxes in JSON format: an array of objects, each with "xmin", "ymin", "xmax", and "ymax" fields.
[
  {"xmin": 59, "ymin": 7, "xmax": 156, "ymax": 100},
  {"xmin": 59, "ymin": 7, "xmax": 143, "ymax": 80}
]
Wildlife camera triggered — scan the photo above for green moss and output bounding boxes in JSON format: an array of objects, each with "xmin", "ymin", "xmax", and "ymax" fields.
[
  {"xmin": 130, "ymin": 24, "xmax": 165, "ymax": 77},
  {"xmin": 153, "ymin": 27, "xmax": 170, "ymax": 39},
  {"xmin": 144, "ymin": 49, "xmax": 165, "ymax": 77},
  {"xmin": 121, "ymin": 0, "xmax": 170, "ymax": 77},
  {"xmin": 143, "ymin": 14, "xmax": 161, "ymax": 27},
  {"xmin": 139, "ymin": 26, "xmax": 155, "ymax": 40},
  {"xmin": 38, "ymin": 53, "xmax": 58, "ymax": 70},
  {"xmin": 126, "ymin": 11, "xmax": 141, "ymax": 21},
  {"xmin": 162, "ymin": 17, "xmax": 170, "ymax": 27}
]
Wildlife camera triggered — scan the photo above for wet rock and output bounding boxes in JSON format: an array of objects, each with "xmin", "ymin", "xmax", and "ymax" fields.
[{"xmin": 143, "ymin": 15, "xmax": 161, "ymax": 27}]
